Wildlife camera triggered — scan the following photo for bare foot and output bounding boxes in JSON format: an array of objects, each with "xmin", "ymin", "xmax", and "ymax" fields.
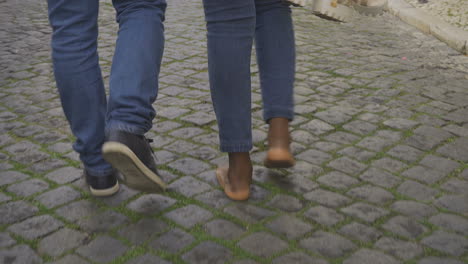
[
  {"xmin": 216, "ymin": 152, "xmax": 252, "ymax": 201},
  {"xmin": 264, "ymin": 117, "xmax": 295, "ymax": 168}
]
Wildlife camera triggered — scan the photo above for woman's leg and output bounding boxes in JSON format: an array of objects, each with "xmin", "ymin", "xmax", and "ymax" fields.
[
  {"xmin": 255, "ymin": 0, "xmax": 296, "ymax": 168},
  {"xmin": 202, "ymin": 0, "xmax": 256, "ymax": 200}
]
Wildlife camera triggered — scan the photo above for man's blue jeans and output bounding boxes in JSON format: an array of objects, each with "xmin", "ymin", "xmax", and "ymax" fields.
[
  {"xmin": 48, "ymin": 0, "xmax": 166, "ymax": 176},
  {"xmin": 203, "ymin": 0, "xmax": 295, "ymax": 153}
]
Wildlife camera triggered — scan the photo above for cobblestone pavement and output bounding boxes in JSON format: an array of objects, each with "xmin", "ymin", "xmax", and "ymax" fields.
[{"xmin": 1, "ymin": 0, "xmax": 468, "ymax": 263}]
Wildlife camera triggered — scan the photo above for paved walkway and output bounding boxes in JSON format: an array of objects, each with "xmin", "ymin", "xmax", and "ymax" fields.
[{"xmin": 1, "ymin": 0, "xmax": 468, "ymax": 263}]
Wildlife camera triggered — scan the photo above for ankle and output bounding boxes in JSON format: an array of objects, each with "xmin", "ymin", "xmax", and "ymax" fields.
[{"xmin": 268, "ymin": 117, "xmax": 291, "ymax": 149}]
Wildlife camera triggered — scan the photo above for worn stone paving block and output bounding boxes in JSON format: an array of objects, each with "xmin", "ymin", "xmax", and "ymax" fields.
[
  {"xmin": 300, "ymin": 231, "xmax": 356, "ymax": 258},
  {"xmin": 406, "ymin": 125, "xmax": 452, "ymax": 150},
  {"xmin": 168, "ymin": 157, "xmax": 211, "ymax": 175},
  {"xmin": 181, "ymin": 111, "xmax": 216, "ymax": 126},
  {"xmin": 429, "ymin": 213, "xmax": 468, "ymax": 236},
  {"xmin": 204, "ymin": 219, "xmax": 246, "ymax": 240},
  {"xmin": 443, "ymin": 124, "xmax": 468, "ymax": 137},
  {"xmin": 238, "ymin": 232, "xmax": 288, "ymax": 258},
  {"xmin": 0, "ymin": 192, "xmax": 11, "ymax": 203},
  {"xmin": 266, "ymin": 214, "xmax": 313, "ymax": 240},
  {"xmin": 435, "ymin": 194, "xmax": 468, "ymax": 214},
  {"xmin": 195, "ymin": 190, "xmax": 232, "ymax": 209},
  {"xmin": 304, "ymin": 189, "xmax": 351, "ymax": 208},
  {"xmin": 182, "ymin": 241, "xmax": 233, "ymax": 264},
  {"xmin": 98, "ymin": 184, "xmax": 139, "ymax": 207},
  {"xmin": 419, "ymin": 155, "xmax": 460, "ymax": 173},
  {"xmin": 168, "ymin": 176, "xmax": 212, "ymax": 197},
  {"xmin": 127, "ymin": 194, "xmax": 176, "ymax": 215},
  {"xmin": 401, "ymin": 165, "xmax": 447, "ymax": 185},
  {"xmin": 233, "ymin": 260, "xmax": 259, "ymax": 264},
  {"xmin": 397, "ymin": 180, "xmax": 438, "ymax": 201},
  {"xmin": 300, "ymin": 119, "xmax": 334, "ymax": 135},
  {"xmin": 170, "ymin": 127, "xmax": 204, "ymax": 138},
  {"xmin": 304, "ymin": 206, "xmax": 344, "ymax": 227},
  {"xmin": 38, "ymin": 228, "xmax": 88, "ymax": 257},
  {"xmin": 35, "ymin": 186, "xmax": 81, "ymax": 208},
  {"xmin": 0, "ymin": 201, "xmax": 38, "ymax": 225},
  {"xmin": 388, "ymin": 145, "xmax": 424, "ymax": 163},
  {"xmin": 158, "ymin": 107, "xmax": 190, "ymax": 119},
  {"xmin": 441, "ymin": 178, "xmax": 468, "ymax": 194},
  {"xmin": 290, "ymin": 161, "xmax": 323, "ymax": 177},
  {"xmin": 313, "ymin": 141, "xmax": 341, "ymax": 152},
  {"xmin": 315, "ymin": 109, "xmax": 352, "ymax": 125},
  {"xmin": 296, "ymin": 149, "xmax": 332, "ymax": 165},
  {"xmin": 372, "ymin": 157, "xmax": 407, "ymax": 173},
  {"xmin": 0, "ymin": 232, "xmax": 15, "ymax": 248},
  {"xmin": 45, "ymin": 166, "xmax": 82, "ymax": 184},
  {"xmin": 56, "ymin": 200, "xmax": 100, "ymax": 223},
  {"xmin": 118, "ymin": 218, "xmax": 168, "ymax": 245},
  {"xmin": 375, "ymin": 237, "xmax": 423, "ymax": 260},
  {"xmin": 76, "ymin": 236, "xmax": 127, "ymax": 263},
  {"xmin": 338, "ymin": 222, "xmax": 382, "ymax": 243},
  {"xmin": 126, "ymin": 254, "xmax": 171, "ymax": 264},
  {"xmin": 391, "ymin": 200, "xmax": 437, "ymax": 220},
  {"xmin": 0, "ymin": 170, "xmax": 29, "ymax": 186},
  {"xmin": 356, "ymin": 136, "xmax": 394, "ymax": 152},
  {"xmin": 338, "ymin": 146, "xmax": 375, "ymax": 162},
  {"xmin": 187, "ymin": 146, "xmax": 219, "ymax": 160},
  {"xmin": 149, "ymin": 228, "xmax": 194, "ymax": 253},
  {"xmin": 417, "ymin": 257, "xmax": 465, "ymax": 264},
  {"xmin": 247, "ymin": 185, "xmax": 270, "ymax": 203},
  {"xmin": 421, "ymin": 230, "xmax": 468, "ymax": 257},
  {"xmin": 291, "ymin": 130, "xmax": 319, "ymax": 145},
  {"xmin": 383, "ymin": 118, "xmax": 418, "ymax": 130},
  {"xmin": 266, "ymin": 194, "xmax": 304, "ymax": 212},
  {"xmin": 328, "ymin": 157, "xmax": 367, "ymax": 175},
  {"xmin": 347, "ymin": 185, "xmax": 394, "ymax": 204},
  {"xmin": 0, "ymin": 245, "xmax": 42, "ymax": 264},
  {"xmin": 165, "ymin": 204, "xmax": 213, "ymax": 228},
  {"xmin": 6, "ymin": 178, "xmax": 49, "ymax": 197},
  {"xmin": 8, "ymin": 215, "xmax": 63, "ymax": 240},
  {"xmin": 341, "ymin": 202, "xmax": 389, "ymax": 223},
  {"xmin": 272, "ymin": 252, "xmax": 328, "ymax": 264},
  {"xmin": 382, "ymin": 215, "xmax": 428, "ymax": 239},
  {"xmin": 48, "ymin": 254, "xmax": 89, "ymax": 264},
  {"xmin": 437, "ymin": 137, "xmax": 468, "ymax": 162},
  {"xmin": 317, "ymin": 171, "xmax": 359, "ymax": 190},
  {"xmin": 224, "ymin": 204, "xmax": 275, "ymax": 224},
  {"xmin": 77, "ymin": 210, "xmax": 129, "ymax": 233},
  {"xmin": 343, "ymin": 248, "xmax": 399, "ymax": 264},
  {"xmin": 342, "ymin": 120, "xmax": 377, "ymax": 135},
  {"xmin": 325, "ymin": 131, "xmax": 359, "ymax": 145},
  {"xmin": 359, "ymin": 167, "xmax": 401, "ymax": 188}
]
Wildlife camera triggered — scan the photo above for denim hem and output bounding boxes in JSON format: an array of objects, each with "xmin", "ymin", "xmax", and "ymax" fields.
[
  {"xmin": 220, "ymin": 143, "xmax": 253, "ymax": 153},
  {"xmin": 264, "ymin": 107, "xmax": 294, "ymax": 123},
  {"xmin": 84, "ymin": 166, "xmax": 115, "ymax": 177},
  {"xmin": 106, "ymin": 121, "xmax": 146, "ymax": 136}
]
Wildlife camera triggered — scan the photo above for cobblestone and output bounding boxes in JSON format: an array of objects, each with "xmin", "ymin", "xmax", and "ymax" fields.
[{"xmin": 1, "ymin": 0, "xmax": 468, "ymax": 262}]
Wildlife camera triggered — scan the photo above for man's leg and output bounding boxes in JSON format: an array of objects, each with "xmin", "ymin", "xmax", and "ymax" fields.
[
  {"xmin": 255, "ymin": 0, "xmax": 296, "ymax": 168},
  {"xmin": 48, "ymin": 0, "xmax": 119, "ymax": 196},
  {"xmin": 203, "ymin": 0, "xmax": 256, "ymax": 200},
  {"xmin": 102, "ymin": 0, "xmax": 167, "ymax": 192}
]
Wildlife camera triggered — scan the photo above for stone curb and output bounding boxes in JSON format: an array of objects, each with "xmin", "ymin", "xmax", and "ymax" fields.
[{"xmin": 386, "ymin": 0, "xmax": 468, "ymax": 55}]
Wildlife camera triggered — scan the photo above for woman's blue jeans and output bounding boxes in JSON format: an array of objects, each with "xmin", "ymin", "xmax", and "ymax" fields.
[
  {"xmin": 48, "ymin": 0, "xmax": 166, "ymax": 176},
  {"xmin": 203, "ymin": 0, "xmax": 296, "ymax": 153}
]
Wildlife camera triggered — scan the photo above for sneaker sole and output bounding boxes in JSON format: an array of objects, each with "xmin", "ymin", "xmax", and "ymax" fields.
[
  {"xmin": 89, "ymin": 182, "xmax": 120, "ymax": 197},
  {"xmin": 102, "ymin": 142, "xmax": 166, "ymax": 192}
]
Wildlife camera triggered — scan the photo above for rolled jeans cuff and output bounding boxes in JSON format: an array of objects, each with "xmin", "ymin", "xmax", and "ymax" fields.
[
  {"xmin": 220, "ymin": 142, "xmax": 253, "ymax": 153},
  {"xmin": 264, "ymin": 106, "xmax": 294, "ymax": 123},
  {"xmin": 106, "ymin": 121, "xmax": 146, "ymax": 136}
]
